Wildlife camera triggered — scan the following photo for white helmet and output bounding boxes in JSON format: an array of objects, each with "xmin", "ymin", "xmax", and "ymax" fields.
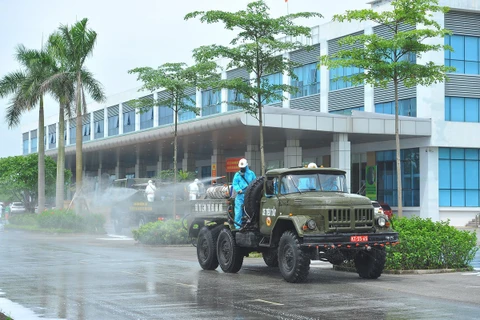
[
  {"xmin": 238, "ymin": 158, "xmax": 248, "ymax": 168},
  {"xmin": 307, "ymin": 162, "xmax": 318, "ymax": 168},
  {"xmin": 194, "ymin": 179, "xmax": 199, "ymax": 183},
  {"xmin": 148, "ymin": 180, "xmax": 153, "ymax": 184}
]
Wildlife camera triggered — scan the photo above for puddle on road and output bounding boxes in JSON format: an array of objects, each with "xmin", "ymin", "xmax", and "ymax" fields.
[
  {"xmin": 96, "ymin": 234, "xmax": 134, "ymax": 241},
  {"xmin": 0, "ymin": 294, "xmax": 64, "ymax": 320}
]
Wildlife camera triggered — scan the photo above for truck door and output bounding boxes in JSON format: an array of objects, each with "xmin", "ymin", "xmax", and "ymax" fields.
[{"xmin": 259, "ymin": 177, "xmax": 279, "ymax": 234}]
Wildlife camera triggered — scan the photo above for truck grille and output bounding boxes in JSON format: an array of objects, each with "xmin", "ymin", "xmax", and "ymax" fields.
[{"xmin": 328, "ymin": 208, "xmax": 374, "ymax": 229}]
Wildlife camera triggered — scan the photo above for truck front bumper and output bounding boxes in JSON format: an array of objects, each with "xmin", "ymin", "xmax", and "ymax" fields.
[{"xmin": 301, "ymin": 232, "xmax": 399, "ymax": 248}]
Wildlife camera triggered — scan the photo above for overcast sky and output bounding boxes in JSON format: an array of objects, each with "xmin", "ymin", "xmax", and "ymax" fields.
[{"xmin": 0, "ymin": 0, "xmax": 369, "ymax": 158}]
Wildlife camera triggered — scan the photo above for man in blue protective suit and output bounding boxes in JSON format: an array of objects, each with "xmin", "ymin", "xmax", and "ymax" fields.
[{"xmin": 232, "ymin": 158, "xmax": 257, "ymax": 229}]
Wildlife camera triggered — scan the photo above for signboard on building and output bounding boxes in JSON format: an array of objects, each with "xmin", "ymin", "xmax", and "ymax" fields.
[
  {"xmin": 365, "ymin": 165, "xmax": 377, "ymax": 200},
  {"xmin": 226, "ymin": 157, "xmax": 242, "ymax": 173}
]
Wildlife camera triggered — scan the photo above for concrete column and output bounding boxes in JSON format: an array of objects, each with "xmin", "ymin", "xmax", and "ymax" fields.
[
  {"xmin": 104, "ymin": 107, "xmax": 108, "ymax": 138},
  {"xmin": 331, "ymin": 133, "xmax": 351, "ymax": 192},
  {"xmin": 157, "ymin": 155, "xmax": 171, "ymax": 174},
  {"xmin": 245, "ymin": 144, "xmax": 261, "ymax": 175},
  {"xmin": 90, "ymin": 112, "xmax": 94, "ymax": 141},
  {"xmin": 196, "ymin": 89, "xmax": 202, "ymax": 118},
  {"xmin": 153, "ymin": 91, "xmax": 159, "ymax": 126},
  {"xmin": 419, "ymin": 146, "xmax": 440, "ymax": 221},
  {"xmin": 115, "ymin": 160, "xmax": 125, "ymax": 180},
  {"xmin": 182, "ymin": 152, "xmax": 196, "ymax": 173},
  {"xmin": 211, "ymin": 149, "xmax": 226, "ymax": 180},
  {"xmin": 135, "ymin": 153, "xmax": 146, "ymax": 178},
  {"xmin": 284, "ymin": 139, "xmax": 302, "ymax": 168},
  {"xmin": 364, "ymin": 25, "xmax": 375, "ymax": 113},
  {"xmin": 319, "ymin": 39, "xmax": 329, "ymax": 113},
  {"xmin": 119, "ymin": 103, "xmax": 124, "ymax": 135},
  {"xmin": 282, "ymin": 52, "xmax": 291, "ymax": 109},
  {"xmin": 135, "ymin": 105, "xmax": 140, "ymax": 132},
  {"xmin": 221, "ymin": 69, "xmax": 228, "ymax": 113}
]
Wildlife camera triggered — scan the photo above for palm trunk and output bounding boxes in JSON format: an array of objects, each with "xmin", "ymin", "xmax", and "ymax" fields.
[
  {"xmin": 56, "ymin": 102, "xmax": 65, "ymax": 210},
  {"xmin": 38, "ymin": 96, "xmax": 46, "ymax": 213},
  {"xmin": 173, "ymin": 106, "xmax": 178, "ymax": 220},
  {"xmin": 394, "ymin": 77, "xmax": 403, "ymax": 217},
  {"xmin": 75, "ymin": 72, "xmax": 83, "ymax": 198}
]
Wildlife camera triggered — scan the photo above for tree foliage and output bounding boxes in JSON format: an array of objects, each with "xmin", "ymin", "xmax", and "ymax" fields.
[
  {"xmin": 320, "ymin": 0, "xmax": 453, "ymax": 216},
  {"xmin": 0, "ymin": 154, "xmax": 71, "ymax": 211},
  {"xmin": 185, "ymin": 0, "xmax": 322, "ymax": 175},
  {"xmin": 129, "ymin": 62, "xmax": 218, "ymax": 218}
]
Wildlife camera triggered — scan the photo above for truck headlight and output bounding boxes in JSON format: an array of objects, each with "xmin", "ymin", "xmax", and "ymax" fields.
[
  {"xmin": 306, "ymin": 219, "xmax": 317, "ymax": 230},
  {"xmin": 377, "ymin": 216, "xmax": 386, "ymax": 227}
]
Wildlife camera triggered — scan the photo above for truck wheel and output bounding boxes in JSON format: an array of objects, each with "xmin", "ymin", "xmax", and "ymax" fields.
[
  {"xmin": 217, "ymin": 228, "xmax": 244, "ymax": 273},
  {"xmin": 262, "ymin": 248, "xmax": 279, "ymax": 267},
  {"xmin": 244, "ymin": 176, "xmax": 265, "ymax": 220},
  {"xmin": 354, "ymin": 247, "xmax": 386, "ymax": 279},
  {"xmin": 197, "ymin": 226, "xmax": 222, "ymax": 270},
  {"xmin": 278, "ymin": 230, "xmax": 310, "ymax": 283}
]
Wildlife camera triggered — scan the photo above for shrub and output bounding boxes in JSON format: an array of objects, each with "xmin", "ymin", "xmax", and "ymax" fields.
[
  {"xmin": 8, "ymin": 209, "xmax": 105, "ymax": 234},
  {"xmin": 132, "ymin": 220, "xmax": 189, "ymax": 245},
  {"xmin": 386, "ymin": 217, "xmax": 478, "ymax": 270}
]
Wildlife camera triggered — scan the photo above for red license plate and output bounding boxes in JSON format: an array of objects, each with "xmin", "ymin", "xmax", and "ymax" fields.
[{"xmin": 351, "ymin": 235, "xmax": 368, "ymax": 242}]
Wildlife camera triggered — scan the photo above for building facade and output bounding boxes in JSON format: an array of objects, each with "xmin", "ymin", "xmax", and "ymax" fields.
[{"xmin": 20, "ymin": 0, "xmax": 480, "ymax": 226}]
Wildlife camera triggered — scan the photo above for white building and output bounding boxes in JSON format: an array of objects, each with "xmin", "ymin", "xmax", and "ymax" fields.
[{"xmin": 21, "ymin": 0, "xmax": 480, "ymax": 226}]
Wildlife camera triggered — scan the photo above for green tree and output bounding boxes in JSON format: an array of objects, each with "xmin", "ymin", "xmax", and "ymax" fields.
[
  {"xmin": 320, "ymin": 0, "xmax": 453, "ymax": 217},
  {"xmin": 185, "ymin": 0, "xmax": 322, "ymax": 175},
  {"xmin": 0, "ymin": 45, "xmax": 56, "ymax": 213},
  {"xmin": 54, "ymin": 18, "xmax": 106, "ymax": 194},
  {"xmin": 0, "ymin": 154, "xmax": 71, "ymax": 211},
  {"xmin": 129, "ymin": 62, "xmax": 218, "ymax": 218}
]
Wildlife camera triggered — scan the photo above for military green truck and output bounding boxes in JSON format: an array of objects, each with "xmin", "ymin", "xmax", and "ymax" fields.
[
  {"xmin": 186, "ymin": 167, "xmax": 399, "ymax": 283},
  {"xmin": 110, "ymin": 178, "xmax": 189, "ymax": 233}
]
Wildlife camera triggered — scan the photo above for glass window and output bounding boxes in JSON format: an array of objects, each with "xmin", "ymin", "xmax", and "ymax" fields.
[
  {"xmin": 375, "ymin": 98, "xmax": 416, "ymax": 117},
  {"xmin": 465, "ymin": 98, "xmax": 479, "ymax": 122},
  {"xmin": 445, "ymin": 34, "xmax": 480, "ymax": 75},
  {"xmin": 108, "ymin": 115, "xmax": 119, "ymax": 136},
  {"xmin": 82, "ymin": 123, "xmax": 90, "ymax": 142},
  {"xmin": 329, "ymin": 106, "xmax": 364, "ymax": 114},
  {"xmin": 179, "ymin": 94, "xmax": 197, "ymax": 122},
  {"xmin": 445, "ymin": 97, "xmax": 480, "ymax": 123},
  {"xmin": 201, "ymin": 89, "xmax": 221, "ymax": 116},
  {"xmin": 376, "ymin": 148, "xmax": 420, "ymax": 206},
  {"xmin": 69, "ymin": 126, "xmax": 76, "ymax": 145},
  {"xmin": 94, "ymin": 120, "xmax": 104, "ymax": 139},
  {"xmin": 123, "ymin": 110, "xmax": 135, "ymax": 133},
  {"xmin": 262, "ymin": 72, "xmax": 282, "ymax": 104},
  {"xmin": 445, "ymin": 97, "xmax": 451, "ymax": 121},
  {"xmin": 23, "ymin": 137, "xmax": 29, "ymax": 155},
  {"xmin": 158, "ymin": 105, "xmax": 173, "ymax": 125},
  {"xmin": 292, "ymin": 63, "xmax": 320, "ymax": 98},
  {"xmin": 439, "ymin": 148, "xmax": 480, "ymax": 207},
  {"xmin": 140, "ymin": 108, "xmax": 153, "ymax": 129}
]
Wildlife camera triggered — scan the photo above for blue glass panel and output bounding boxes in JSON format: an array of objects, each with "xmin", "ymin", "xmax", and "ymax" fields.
[
  {"xmin": 445, "ymin": 97, "xmax": 451, "ymax": 121},
  {"xmin": 439, "ymin": 147, "xmax": 450, "ymax": 159},
  {"xmin": 439, "ymin": 160, "xmax": 451, "ymax": 188},
  {"xmin": 451, "ymin": 160, "xmax": 465, "ymax": 189},
  {"xmin": 451, "ymin": 60, "xmax": 465, "ymax": 73},
  {"xmin": 376, "ymin": 151, "xmax": 384, "ymax": 161},
  {"xmin": 451, "ymin": 190, "xmax": 465, "ymax": 206},
  {"xmin": 465, "ymin": 62, "xmax": 479, "ymax": 75},
  {"xmin": 444, "ymin": 35, "xmax": 451, "ymax": 59},
  {"xmin": 465, "ymin": 98, "xmax": 479, "ymax": 122},
  {"xmin": 465, "ymin": 161, "xmax": 479, "ymax": 189},
  {"xmin": 450, "ymin": 35, "xmax": 465, "ymax": 60},
  {"xmin": 451, "ymin": 148, "xmax": 464, "ymax": 160},
  {"xmin": 465, "ymin": 148, "xmax": 479, "ymax": 160},
  {"xmin": 439, "ymin": 190, "xmax": 451, "ymax": 206},
  {"xmin": 465, "ymin": 36, "xmax": 479, "ymax": 61},
  {"xmin": 450, "ymin": 97, "xmax": 465, "ymax": 122},
  {"xmin": 466, "ymin": 190, "xmax": 479, "ymax": 206}
]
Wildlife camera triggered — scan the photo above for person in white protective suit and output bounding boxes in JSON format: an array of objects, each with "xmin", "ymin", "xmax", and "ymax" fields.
[
  {"xmin": 145, "ymin": 180, "xmax": 157, "ymax": 202},
  {"xmin": 189, "ymin": 179, "xmax": 200, "ymax": 200}
]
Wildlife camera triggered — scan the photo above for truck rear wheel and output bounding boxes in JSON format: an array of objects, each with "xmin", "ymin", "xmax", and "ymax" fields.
[
  {"xmin": 244, "ymin": 176, "xmax": 265, "ymax": 221},
  {"xmin": 262, "ymin": 248, "xmax": 279, "ymax": 267},
  {"xmin": 278, "ymin": 231, "xmax": 310, "ymax": 283},
  {"xmin": 197, "ymin": 226, "xmax": 221, "ymax": 270},
  {"xmin": 217, "ymin": 228, "xmax": 244, "ymax": 273},
  {"xmin": 354, "ymin": 247, "xmax": 386, "ymax": 279}
]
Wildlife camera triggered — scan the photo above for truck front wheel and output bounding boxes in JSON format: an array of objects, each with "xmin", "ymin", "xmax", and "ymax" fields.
[
  {"xmin": 354, "ymin": 247, "xmax": 386, "ymax": 279},
  {"xmin": 278, "ymin": 231, "xmax": 310, "ymax": 283},
  {"xmin": 197, "ymin": 226, "xmax": 222, "ymax": 270},
  {"xmin": 217, "ymin": 228, "xmax": 244, "ymax": 273}
]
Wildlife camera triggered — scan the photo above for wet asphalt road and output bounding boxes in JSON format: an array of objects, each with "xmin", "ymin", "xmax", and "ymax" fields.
[{"xmin": 0, "ymin": 229, "xmax": 479, "ymax": 320}]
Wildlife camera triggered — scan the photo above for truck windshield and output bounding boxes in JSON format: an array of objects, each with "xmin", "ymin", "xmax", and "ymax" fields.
[{"xmin": 280, "ymin": 173, "xmax": 347, "ymax": 194}]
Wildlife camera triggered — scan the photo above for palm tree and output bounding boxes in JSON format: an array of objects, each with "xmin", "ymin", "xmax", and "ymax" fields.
[
  {"xmin": 55, "ymin": 18, "xmax": 105, "ymax": 194},
  {"xmin": 0, "ymin": 45, "xmax": 55, "ymax": 213}
]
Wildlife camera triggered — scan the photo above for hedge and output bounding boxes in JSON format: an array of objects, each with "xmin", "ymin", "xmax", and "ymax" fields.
[{"xmin": 132, "ymin": 220, "xmax": 189, "ymax": 245}]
